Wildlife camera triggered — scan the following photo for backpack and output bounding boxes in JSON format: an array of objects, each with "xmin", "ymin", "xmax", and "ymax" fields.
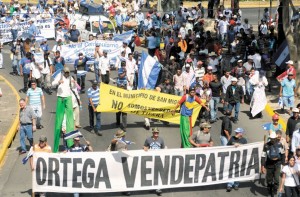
[{"xmin": 267, "ymin": 143, "xmax": 281, "ymax": 160}]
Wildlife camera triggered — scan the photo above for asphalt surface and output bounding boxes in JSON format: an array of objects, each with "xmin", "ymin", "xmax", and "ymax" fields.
[{"xmin": 0, "ymin": 8, "xmax": 274, "ymax": 197}]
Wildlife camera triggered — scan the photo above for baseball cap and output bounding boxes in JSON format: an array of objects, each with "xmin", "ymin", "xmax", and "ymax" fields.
[
  {"xmin": 92, "ymin": 80, "xmax": 98, "ymax": 85},
  {"xmin": 269, "ymin": 132, "xmax": 277, "ymax": 139},
  {"xmin": 272, "ymin": 114, "xmax": 279, "ymax": 120},
  {"xmin": 207, "ymin": 66, "xmax": 213, "ymax": 70},
  {"xmin": 170, "ymin": 56, "xmax": 175, "ymax": 60},
  {"xmin": 292, "ymin": 108, "xmax": 300, "ymax": 113},
  {"xmin": 234, "ymin": 128, "xmax": 245, "ymax": 133},
  {"xmin": 185, "ymin": 64, "xmax": 191, "ymax": 68},
  {"xmin": 237, "ymin": 60, "xmax": 243, "ymax": 63},
  {"xmin": 231, "ymin": 77, "xmax": 238, "ymax": 82},
  {"xmin": 286, "ymin": 60, "xmax": 294, "ymax": 65},
  {"xmin": 200, "ymin": 122, "xmax": 211, "ymax": 128},
  {"xmin": 248, "ymin": 55, "xmax": 253, "ymax": 60},
  {"xmin": 186, "ymin": 58, "xmax": 193, "ymax": 63},
  {"xmin": 39, "ymin": 135, "xmax": 47, "ymax": 142},
  {"xmin": 152, "ymin": 127, "xmax": 160, "ymax": 133},
  {"xmin": 63, "ymin": 67, "xmax": 70, "ymax": 73}
]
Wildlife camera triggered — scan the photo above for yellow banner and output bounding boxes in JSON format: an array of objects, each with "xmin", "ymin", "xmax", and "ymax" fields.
[{"xmin": 96, "ymin": 84, "xmax": 202, "ymax": 126}]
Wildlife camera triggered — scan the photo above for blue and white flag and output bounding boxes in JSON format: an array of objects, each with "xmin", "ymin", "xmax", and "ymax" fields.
[
  {"xmin": 190, "ymin": 74, "xmax": 196, "ymax": 89},
  {"xmin": 64, "ymin": 130, "xmax": 83, "ymax": 140},
  {"xmin": 77, "ymin": 70, "xmax": 88, "ymax": 76},
  {"xmin": 112, "ymin": 30, "xmax": 134, "ymax": 43},
  {"xmin": 51, "ymin": 69, "xmax": 62, "ymax": 79},
  {"xmin": 22, "ymin": 147, "xmax": 34, "ymax": 165},
  {"xmin": 262, "ymin": 123, "xmax": 271, "ymax": 131},
  {"xmin": 138, "ymin": 51, "xmax": 161, "ymax": 90},
  {"xmin": 118, "ymin": 138, "xmax": 135, "ymax": 145},
  {"xmin": 99, "ymin": 17, "xmax": 103, "ymax": 34}
]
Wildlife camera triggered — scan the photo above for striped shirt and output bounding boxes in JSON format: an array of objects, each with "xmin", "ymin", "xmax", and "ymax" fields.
[
  {"xmin": 87, "ymin": 87, "xmax": 100, "ymax": 106},
  {"xmin": 26, "ymin": 88, "xmax": 43, "ymax": 105}
]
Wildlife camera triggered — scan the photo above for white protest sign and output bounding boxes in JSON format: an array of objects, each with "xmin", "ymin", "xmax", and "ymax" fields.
[
  {"xmin": 0, "ymin": 19, "xmax": 55, "ymax": 43},
  {"xmin": 53, "ymin": 40, "xmax": 123, "ymax": 64},
  {"xmin": 33, "ymin": 142, "xmax": 264, "ymax": 193}
]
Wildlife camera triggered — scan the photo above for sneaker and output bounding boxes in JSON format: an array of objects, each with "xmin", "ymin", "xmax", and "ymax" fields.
[
  {"xmin": 122, "ymin": 192, "xmax": 131, "ymax": 196},
  {"xmin": 155, "ymin": 189, "xmax": 162, "ymax": 196},
  {"xmin": 145, "ymin": 125, "xmax": 150, "ymax": 130},
  {"xmin": 96, "ymin": 131, "xmax": 103, "ymax": 136},
  {"xmin": 226, "ymin": 187, "xmax": 232, "ymax": 192},
  {"xmin": 19, "ymin": 150, "xmax": 26, "ymax": 155},
  {"xmin": 233, "ymin": 185, "xmax": 239, "ymax": 190}
]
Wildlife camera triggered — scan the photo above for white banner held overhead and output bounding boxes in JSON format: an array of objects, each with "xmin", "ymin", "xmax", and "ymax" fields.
[
  {"xmin": 32, "ymin": 142, "xmax": 264, "ymax": 193},
  {"xmin": 52, "ymin": 40, "xmax": 123, "ymax": 64},
  {"xmin": 0, "ymin": 19, "xmax": 55, "ymax": 43}
]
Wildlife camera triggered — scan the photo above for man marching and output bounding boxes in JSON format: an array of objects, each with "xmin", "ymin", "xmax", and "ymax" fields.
[
  {"xmin": 172, "ymin": 87, "xmax": 209, "ymax": 148},
  {"xmin": 51, "ymin": 67, "xmax": 76, "ymax": 152}
]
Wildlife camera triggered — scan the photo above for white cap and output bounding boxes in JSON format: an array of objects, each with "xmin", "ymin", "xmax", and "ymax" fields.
[
  {"xmin": 248, "ymin": 55, "xmax": 253, "ymax": 60},
  {"xmin": 233, "ymin": 15, "xmax": 237, "ymax": 18},
  {"xmin": 207, "ymin": 66, "xmax": 213, "ymax": 70},
  {"xmin": 269, "ymin": 132, "xmax": 277, "ymax": 139},
  {"xmin": 237, "ymin": 60, "xmax": 243, "ymax": 63},
  {"xmin": 196, "ymin": 34, "xmax": 200, "ymax": 38},
  {"xmin": 185, "ymin": 64, "xmax": 191, "ymax": 68},
  {"xmin": 286, "ymin": 60, "xmax": 294, "ymax": 65},
  {"xmin": 170, "ymin": 56, "xmax": 175, "ymax": 60},
  {"xmin": 292, "ymin": 108, "xmax": 300, "ymax": 113},
  {"xmin": 219, "ymin": 14, "xmax": 223, "ymax": 17},
  {"xmin": 231, "ymin": 77, "xmax": 238, "ymax": 82}
]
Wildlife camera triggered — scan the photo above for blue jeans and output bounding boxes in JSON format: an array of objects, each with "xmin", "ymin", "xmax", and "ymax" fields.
[
  {"xmin": 220, "ymin": 136, "xmax": 228, "ymax": 146},
  {"xmin": 94, "ymin": 61, "xmax": 99, "ymax": 83},
  {"xmin": 88, "ymin": 105, "xmax": 101, "ymax": 132},
  {"xmin": 282, "ymin": 96, "xmax": 295, "ymax": 108},
  {"xmin": 13, "ymin": 58, "xmax": 20, "ymax": 75},
  {"xmin": 11, "ymin": 29, "xmax": 18, "ymax": 42},
  {"xmin": 228, "ymin": 102, "xmax": 240, "ymax": 121},
  {"xmin": 19, "ymin": 124, "xmax": 33, "ymax": 152},
  {"xmin": 77, "ymin": 74, "xmax": 86, "ymax": 90},
  {"xmin": 227, "ymin": 181, "xmax": 239, "ymax": 188},
  {"xmin": 174, "ymin": 88, "xmax": 183, "ymax": 96},
  {"xmin": 209, "ymin": 97, "xmax": 220, "ymax": 121}
]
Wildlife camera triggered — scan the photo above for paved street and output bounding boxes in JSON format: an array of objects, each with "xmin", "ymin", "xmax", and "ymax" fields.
[{"xmin": 0, "ymin": 8, "xmax": 275, "ymax": 197}]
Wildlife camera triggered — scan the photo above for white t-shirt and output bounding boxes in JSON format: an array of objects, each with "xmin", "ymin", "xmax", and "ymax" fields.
[
  {"xmin": 218, "ymin": 20, "xmax": 229, "ymax": 34},
  {"xmin": 281, "ymin": 165, "xmax": 299, "ymax": 187},
  {"xmin": 99, "ymin": 56, "xmax": 110, "ymax": 75},
  {"xmin": 56, "ymin": 30, "xmax": 65, "ymax": 42},
  {"xmin": 30, "ymin": 63, "xmax": 41, "ymax": 79},
  {"xmin": 40, "ymin": 57, "xmax": 52, "ymax": 74},
  {"xmin": 252, "ymin": 53, "xmax": 262, "ymax": 69}
]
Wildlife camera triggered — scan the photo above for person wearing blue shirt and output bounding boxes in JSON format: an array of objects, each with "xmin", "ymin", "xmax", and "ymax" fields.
[
  {"xmin": 68, "ymin": 25, "xmax": 81, "ymax": 43},
  {"xmin": 280, "ymin": 73, "xmax": 296, "ymax": 113},
  {"xmin": 87, "ymin": 81, "xmax": 102, "ymax": 136},
  {"xmin": 53, "ymin": 51, "xmax": 65, "ymax": 72},
  {"xmin": 40, "ymin": 39, "xmax": 49, "ymax": 54},
  {"xmin": 74, "ymin": 52, "xmax": 88, "ymax": 92},
  {"xmin": 115, "ymin": 10, "xmax": 124, "ymax": 34},
  {"xmin": 19, "ymin": 52, "xmax": 33, "ymax": 92},
  {"xmin": 146, "ymin": 31, "xmax": 157, "ymax": 57},
  {"xmin": 117, "ymin": 61, "xmax": 128, "ymax": 88},
  {"xmin": 28, "ymin": 19, "xmax": 39, "ymax": 37}
]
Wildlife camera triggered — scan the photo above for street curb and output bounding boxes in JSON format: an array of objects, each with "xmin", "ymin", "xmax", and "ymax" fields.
[
  {"xmin": 0, "ymin": 75, "xmax": 20, "ymax": 167},
  {"xmin": 264, "ymin": 103, "xmax": 287, "ymax": 132}
]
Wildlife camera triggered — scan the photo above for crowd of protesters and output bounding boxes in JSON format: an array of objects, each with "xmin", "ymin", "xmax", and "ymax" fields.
[{"xmin": 4, "ymin": 0, "xmax": 300, "ymax": 196}]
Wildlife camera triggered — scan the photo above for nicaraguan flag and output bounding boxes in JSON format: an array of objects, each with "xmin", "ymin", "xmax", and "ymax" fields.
[
  {"xmin": 138, "ymin": 51, "xmax": 161, "ymax": 89},
  {"xmin": 77, "ymin": 70, "xmax": 88, "ymax": 76},
  {"xmin": 119, "ymin": 138, "xmax": 135, "ymax": 145},
  {"xmin": 64, "ymin": 130, "xmax": 83, "ymax": 140},
  {"xmin": 22, "ymin": 147, "xmax": 34, "ymax": 165},
  {"xmin": 112, "ymin": 30, "xmax": 134, "ymax": 43},
  {"xmin": 99, "ymin": 17, "xmax": 103, "ymax": 34},
  {"xmin": 262, "ymin": 123, "xmax": 271, "ymax": 131},
  {"xmin": 190, "ymin": 74, "xmax": 196, "ymax": 89},
  {"xmin": 51, "ymin": 69, "xmax": 62, "ymax": 80}
]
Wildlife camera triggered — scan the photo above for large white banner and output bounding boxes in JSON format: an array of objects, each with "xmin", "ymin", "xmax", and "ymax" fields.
[
  {"xmin": 52, "ymin": 40, "xmax": 123, "ymax": 64},
  {"xmin": 32, "ymin": 142, "xmax": 264, "ymax": 193},
  {"xmin": 0, "ymin": 19, "xmax": 55, "ymax": 43}
]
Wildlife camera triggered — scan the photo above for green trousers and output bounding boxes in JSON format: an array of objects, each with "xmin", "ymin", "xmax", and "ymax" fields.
[
  {"xmin": 180, "ymin": 115, "xmax": 192, "ymax": 148},
  {"xmin": 53, "ymin": 96, "xmax": 74, "ymax": 153}
]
